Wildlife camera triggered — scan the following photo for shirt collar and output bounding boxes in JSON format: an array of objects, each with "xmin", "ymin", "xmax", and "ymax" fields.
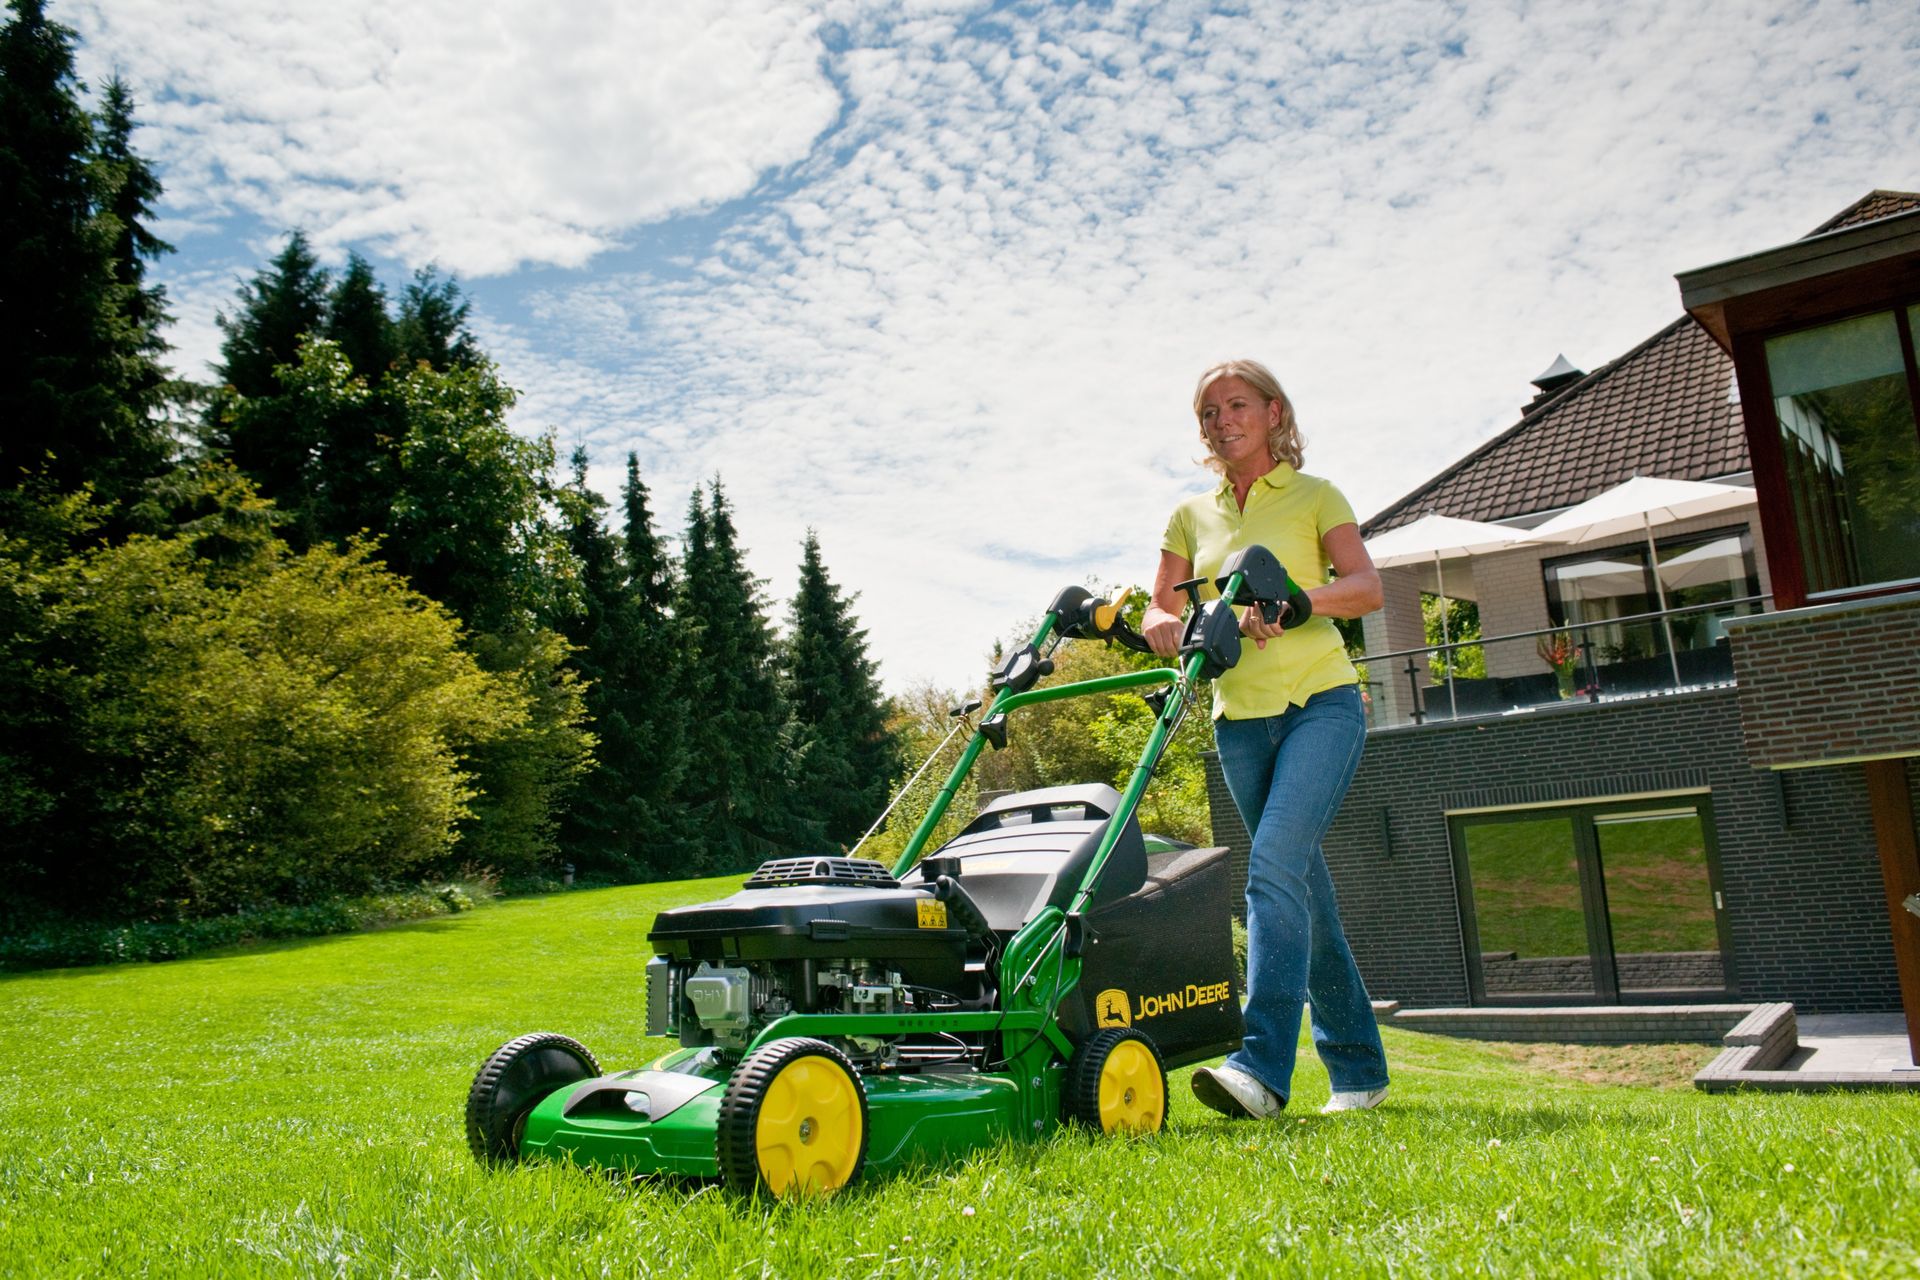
[{"xmin": 1215, "ymin": 461, "xmax": 1298, "ymax": 499}]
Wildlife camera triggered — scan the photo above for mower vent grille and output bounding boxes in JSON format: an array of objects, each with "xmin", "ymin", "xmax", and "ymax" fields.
[{"xmin": 743, "ymin": 857, "xmax": 900, "ymax": 889}]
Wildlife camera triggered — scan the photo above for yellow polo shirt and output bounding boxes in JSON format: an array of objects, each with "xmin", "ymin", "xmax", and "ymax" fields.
[{"xmin": 1160, "ymin": 463, "xmax": 1360, "ymax": 719}]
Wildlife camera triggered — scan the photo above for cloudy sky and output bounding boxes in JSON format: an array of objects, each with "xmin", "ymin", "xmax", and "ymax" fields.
[{"xmin": 60, "ymin": 0, "xmax": 1919, "ymax": 693}]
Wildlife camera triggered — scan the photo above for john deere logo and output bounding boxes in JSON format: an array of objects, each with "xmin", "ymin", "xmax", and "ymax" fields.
[{"xmin": 1095, "ymin": 989, "xmax": 1132, "ymax": 1027}]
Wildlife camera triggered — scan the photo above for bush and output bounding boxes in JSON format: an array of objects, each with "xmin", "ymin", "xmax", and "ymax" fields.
[
  {"xmin": 2, "ymin": 527, "xmax": 532, "ymax": 917},
  {"xmin": 0, "ymin": 879, "xmax": 498, "ymax": 971}
]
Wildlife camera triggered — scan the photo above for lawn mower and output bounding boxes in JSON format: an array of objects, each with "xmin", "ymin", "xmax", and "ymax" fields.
[{"xmin": 465, "ymin": 545, "xmax": 1299, "ymax": 1197}]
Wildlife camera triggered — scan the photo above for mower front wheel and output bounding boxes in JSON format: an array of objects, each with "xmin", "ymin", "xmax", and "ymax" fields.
[
  {"xmin": 716, "ymin": 1038, "xmax": 868, "ymax": 1199},
  {"xmin": 1066, "ymin": 1028, "xmax": 1167, "ymax": 1135},
  {"xmin": 465, "ymin": 1031, "xmax": 600, "ymax": 1166}
]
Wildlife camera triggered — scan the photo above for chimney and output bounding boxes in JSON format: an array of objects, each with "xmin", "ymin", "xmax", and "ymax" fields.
[{"xmin": 1522, "ymin": 354, "xmax": 1583, "ymax": 415}]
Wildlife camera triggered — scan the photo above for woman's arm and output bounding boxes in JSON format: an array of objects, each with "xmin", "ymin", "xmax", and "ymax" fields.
[
  {"xmin": 1308, "ymin": 523, "xmax": 1383, "ymax": 619},
  {"xmin": 1142, "ymin": 549, "xmax": 1192, "ymax": 656}
]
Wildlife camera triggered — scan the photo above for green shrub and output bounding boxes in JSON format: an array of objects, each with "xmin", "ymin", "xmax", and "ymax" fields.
[
  {"xmin": 3, "ymin": 527, "xmax": 533, "ymax": 917},
  {"xmin": 0, "ymin": 880, "xmax": 497, "ymax": 971}
]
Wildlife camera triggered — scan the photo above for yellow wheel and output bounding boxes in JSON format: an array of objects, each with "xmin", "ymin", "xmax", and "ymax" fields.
[
  {"xmin": 716, "ymin": 1038, "xmax": 867, "ymax": 1198},
  {"xmin": 1066, "ymin": 1028, "xmax": 1167, "ymax": 1134}
]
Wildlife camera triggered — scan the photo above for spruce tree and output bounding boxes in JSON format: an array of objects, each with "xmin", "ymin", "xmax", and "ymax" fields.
[
  {"xmin": 313, "ymin": 255, "xmax": 402, "ymax": 541},
  {"xmin": 208, "ymin": 234, "xmax": 331, "ymax": 529},
  {"xmin": 555, "ymin": 449, "xmax": 691, "ymax": 877},
  {"xmin": 616, "ymin": 452, "xmax": 690, "ymax": 860},
  {"xmin": 672, "ymin": 480, "xmax": 793, "ymax": 866},
  {"xmin": 324, "ymin": 253, "xmax": 399, "ymax": 380},
  {"xmin": 396, "ymin": 266, "xmax": 480, "ymax": 371},
  {"xmin": 0, "ymin": 3, "xmax": 168, "ymax": 511},
  {"xmin": 214, "ymin": 231, "xmax": 329, "ymax": 399},
  {"xmin": 782, "ymin": 531, "xmax": 899, "ymax": 848},
  {"xmin": 91, "ymin": 76, "xmax": 171, "ymax": 419},
  {"xmin": 624, "ymin": 453, "xmax": 673, "ymax": 613}
]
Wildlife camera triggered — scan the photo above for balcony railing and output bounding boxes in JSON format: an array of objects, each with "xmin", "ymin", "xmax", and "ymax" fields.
[{"xmin": 1355, "ymin": 594, "xmax": 1773, "ymax": 731}]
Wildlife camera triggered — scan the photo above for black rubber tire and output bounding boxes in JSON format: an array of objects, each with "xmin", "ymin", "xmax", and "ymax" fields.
[
  {"xmin": 715, "ymin": 1038, "xmax": 869, "ymax": 1199},
  {"xmin": 1065, "ymin": 1027, "xmax": 1168, "ymax": 1134},
  {"xmin": 465, "ymin": 1031, "xmax": 600, "ymax": 1166}
]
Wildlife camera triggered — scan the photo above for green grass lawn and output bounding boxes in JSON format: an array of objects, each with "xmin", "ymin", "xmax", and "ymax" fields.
[{"xmin": 3, "ymin": 881, "xmax": 1917, "ymax": 1278}]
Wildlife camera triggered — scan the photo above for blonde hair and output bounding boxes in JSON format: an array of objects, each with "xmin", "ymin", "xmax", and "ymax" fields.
[{"xmin": 1192, "ymin": 359, "xmax": 1304, "ymax": 472}]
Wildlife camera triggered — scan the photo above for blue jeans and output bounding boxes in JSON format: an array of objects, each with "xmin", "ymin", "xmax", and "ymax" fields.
[{"xmin": 1214, "ymin": 684, "xmax": 1388, "ymax": 1102}]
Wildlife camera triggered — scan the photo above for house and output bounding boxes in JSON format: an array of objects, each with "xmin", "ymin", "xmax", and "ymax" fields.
[{"xmin": 1206, "ymin": 191, "xmax": 1920, "ymax": 1061}]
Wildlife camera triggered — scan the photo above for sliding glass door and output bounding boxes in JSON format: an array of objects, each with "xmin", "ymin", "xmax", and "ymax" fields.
[{"xmin": 1451, "ymin": 798, "xmax": 1731, "ymax": 1004}]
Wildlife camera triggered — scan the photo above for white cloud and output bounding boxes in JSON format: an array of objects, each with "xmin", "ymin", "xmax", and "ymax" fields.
[
  {"xmin": 61, "ymin": 0, "xmax": 842, "ymax": 275},
  {"xmin": 69, "ymin": 0, "xmax": 1920, "ymax": 694}
]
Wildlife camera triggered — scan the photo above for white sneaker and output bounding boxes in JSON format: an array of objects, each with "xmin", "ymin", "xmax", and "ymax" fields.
[
  {"xmin": 1321, "ymin": 1086, "xmax": 1388, "ymax": 1114},
  {"xmin": 1190, "ymin": 1064, "xmax": 1283, "ymax": 1119}
]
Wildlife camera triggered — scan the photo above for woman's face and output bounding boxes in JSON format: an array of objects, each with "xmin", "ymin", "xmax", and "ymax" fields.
[{"xmin": 1198, "ymin": 376, "xmax": 1278, "ymax": 471}]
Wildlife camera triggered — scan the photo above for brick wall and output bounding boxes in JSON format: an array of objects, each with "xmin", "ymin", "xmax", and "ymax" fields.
[
  {"xmin": 1725, "ymin": 591, "xmax": 1920, "ymax": 768},
  {"xmin": 1205, "ymin": 687, "xmax": 1905, "ymax": 1013}
]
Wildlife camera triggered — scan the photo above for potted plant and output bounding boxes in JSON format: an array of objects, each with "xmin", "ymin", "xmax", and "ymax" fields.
[{"xmin": 1536, "ymin": 631, "xmax": 1583, "ymax": 699}]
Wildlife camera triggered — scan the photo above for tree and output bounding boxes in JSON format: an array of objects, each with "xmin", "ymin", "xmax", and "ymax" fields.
[
  {"xmin": 396, "ymin": 266, "xmax": 480, "ymax": 371},
  {"xmin": 781, "ymin": 531, "xmax": 898, "ymax": 847},
  {"xmin": 324, "ymin": 252, "xmax": 399, "ymax": 381},
  {"xmin": 214, "ymin": 231, "xmax": 329, "ymax": 400},
  {"xmin": 554, "ymin": 449, "xmax": 691, "ymax": 877},
  {"xmin": 385, "ymin": 354, "xmax": 573, "ymax": 635},
  {"xmin": 624, "ymin": 452, "xmax": 673, "ymax": 613},
  {"xmin": 0, "ymin": 3, "xmax": 168, "ymax": 512},
  {"xmin": 674, "ymin": 479, "xmax": 790, "ymax": 866},
  {"xmin": 208, "ymin": 234, "xmax": 331, "ymax": 528},
  {"xmin": 91, "ymin": 76, "xmax": 170, "ymax": 416}
]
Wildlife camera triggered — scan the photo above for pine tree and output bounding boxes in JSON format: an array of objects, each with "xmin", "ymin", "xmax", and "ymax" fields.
[
  {"xmin": 312, "ymin": 255, "xmax": 402, "ymax": 541},
  {"xmin": 396, "ymin": 266, "xmax": 480, "ymax": 371},
  {"xmin": 214, "ymin": 231, "xmax": 329, "ymax": 399},
  {"xmin": 624, "ymin": 453, "xmax": 673, "ymax": 614},
  {"xmin": 555, "ymin": 449, "xmax": 691, "ymax": 877},
  {"xmin": 673, "ymin": 480, "xmax": 793, "ymax": 866},
  {"xmin": 92, "ymin": 76, "xmax": 171, "ymax": 415},
  {"xmin": 0, "ymin": 3, "xmax": 168, "ymax": 511},
  {"xmin": 207, "ymin": 234, "xmax": 331, "ymax": 529},
  {"xmin": 615, "ymin": 452, "xmax": 691, "ymax": 863},
  {"xmin": 782, "ymin": 531, "xmax": 899, "ymax": 848},
  {"xmin": 324, "ymin": 253, "xmax": 399, "ymax": 380}
]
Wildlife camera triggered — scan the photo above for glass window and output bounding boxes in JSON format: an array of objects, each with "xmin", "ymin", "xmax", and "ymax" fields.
[
  {"xmin": 1459, "ymin": 816, "xmax": 1595, "ymax": 1000},
  {"xmin": 1594, "ymin": 808, "xmax": 1725, "ymax": 996},
  {"xmin": 1765, "ymin": 310, "xmax": 1920, "ymax": 593},
  {"xmin": 1542, "ymin": 528, "xmax": 1760, "ymax": 666}
]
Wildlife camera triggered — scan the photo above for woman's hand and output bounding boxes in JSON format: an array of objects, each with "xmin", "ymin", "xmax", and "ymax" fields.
[
  {"xmin": 1239, "ymin": 603, "xmax": 1286, "ymax": 649},
  {"xmin": 1146, "ymin": 550, "xmax": 1195, "ymax": 656},
  {"xmin": 1142, "ymin": 604, "xmax": 1184, "ymax": 656}
]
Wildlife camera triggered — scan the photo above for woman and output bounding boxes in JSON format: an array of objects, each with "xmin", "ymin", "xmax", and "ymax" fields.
[{"xmin": 1141, "ymin": 358, "xmax": 1389, "ymax": 1118}]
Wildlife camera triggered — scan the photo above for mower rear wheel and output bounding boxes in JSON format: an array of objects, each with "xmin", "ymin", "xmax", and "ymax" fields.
[
  {"xmin": 465, "ymin": 1031, "xmax": 600, "ymax": 1166},
  {"xmin": 716, "ymin": 1038, "xmax": 868, "ymax": 1198},
  {"xmin": 1066, "ymin": 1028, "xmax": 1167, "ymax": 1135}
]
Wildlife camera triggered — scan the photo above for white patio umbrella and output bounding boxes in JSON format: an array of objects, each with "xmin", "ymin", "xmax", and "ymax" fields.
[
  {"xmin": 1364, "ymin": 514, "xmax": 1533, "ymax": 719},
  {"xmin": 1530, "ymin": 477, "xmax": 1759, "ymax": 687}
]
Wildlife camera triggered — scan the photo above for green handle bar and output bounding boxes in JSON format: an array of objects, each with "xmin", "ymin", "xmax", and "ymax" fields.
[{"xmin": 890, "ymin": 569, "xmax": 1247, "ymax": 896}]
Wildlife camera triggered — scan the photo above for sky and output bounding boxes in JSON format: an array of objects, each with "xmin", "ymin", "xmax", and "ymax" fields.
[{"xmin": 57, "ymin": 0, "xmax": 1920, "ymax": 695}]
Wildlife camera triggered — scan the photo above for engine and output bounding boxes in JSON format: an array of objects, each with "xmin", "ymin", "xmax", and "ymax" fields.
[{"xmin": 644, "ymin": 856, "xmax": 987, "ymax": 1069}]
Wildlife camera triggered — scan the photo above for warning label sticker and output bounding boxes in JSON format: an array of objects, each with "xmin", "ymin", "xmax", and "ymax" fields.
[{"xmin": 916, "ymin": 899, "xmax": 949, "ymax": 929}]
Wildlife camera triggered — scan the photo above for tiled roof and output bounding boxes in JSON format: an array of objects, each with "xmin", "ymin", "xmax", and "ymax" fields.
[
  {"xmin": 1806, "ymin": 189, "xmax": 1920, "ymax": 236},
  {"xmin": 1364, "ymin": 318, "xmax": 1745, "ymax": 534},
  {"xmin": 1364, "ymin": 190, "xmax": 1920, "ymax": 536}
]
